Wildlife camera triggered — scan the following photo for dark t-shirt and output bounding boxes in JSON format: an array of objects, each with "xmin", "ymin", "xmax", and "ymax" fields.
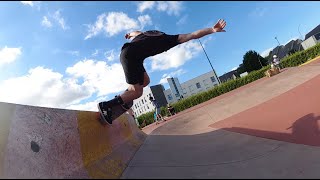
[{"xmin": 131, "ymin": 30, "xmax": 165, "ymax": 43}]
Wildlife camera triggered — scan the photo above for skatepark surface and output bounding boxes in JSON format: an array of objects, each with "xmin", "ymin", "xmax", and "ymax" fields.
[{"xmin": 1, "ymin": 57, "xmax": 320, "ymax": 178}]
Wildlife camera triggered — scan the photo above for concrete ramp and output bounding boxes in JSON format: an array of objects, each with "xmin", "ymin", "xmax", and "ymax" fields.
[{"xmin": 0, "ymin": 102, "xmax": 146, "ymax": 179}]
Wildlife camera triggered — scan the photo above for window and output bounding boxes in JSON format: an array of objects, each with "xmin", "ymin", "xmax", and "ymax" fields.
[
  {"xmin": 175, "ymin": 93, "xmax": 180, "ymax": 97},
  {"xmin": 168, "ymin": 94, "xmax": 173, "ymax": 100},
  {"xmin": 210, "ymin": 76, "xmax": 216, "ymax": 83},
  {"xmin": 196, "ymin": 82, "xmax": 201, "ymax": 89},
  {"xmin": 189, "ymin": 85, "xmax": 194, "ymax": 92},
  {"xmin": 203, "ymin": 79, "xmax": 208, "ymax": 86},
  {"xmin": 183, "ymin": 88, "xmax": 187, "ymax": 94}
]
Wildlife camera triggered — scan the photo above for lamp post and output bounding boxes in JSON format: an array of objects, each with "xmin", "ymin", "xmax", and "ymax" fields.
[
  {"xmin": 274, "ymin": 36, "xmax": 281, "ymax": 57},
  {"xmin": 298, "ymin": 24, "xmax": 303, "ymax": 40},
  {"xmin": 274, "ymin": 36, "xmax": 281, "ymax": 46},
  {"xmin": 198, "ymin": 39, "xmax": 221, "ymax": 84}
]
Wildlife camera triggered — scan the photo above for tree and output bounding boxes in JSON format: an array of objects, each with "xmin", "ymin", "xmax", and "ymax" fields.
[
  {"xmin": 236, "ymin": 63, "xmax": 246, "ymax": 75},
  {"xmin": 242, "ymin": 50, "xmax": 268, "ymax": 73}
]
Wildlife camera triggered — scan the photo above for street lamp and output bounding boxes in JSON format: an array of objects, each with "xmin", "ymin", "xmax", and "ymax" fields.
[
  {"xmin": 298, "ymin": 24, "xmax": 303, "ymax": 40},
  {"xmin": 274, "ymin": 36, "xmax": 281, "ymax": 57},
  {"xmin": 274, "ymin": 36, "xmax": 281, "ymax": 46},
  {"xmin": 198, "ymin": 39, "xmax": 221, "ymax": 84}
]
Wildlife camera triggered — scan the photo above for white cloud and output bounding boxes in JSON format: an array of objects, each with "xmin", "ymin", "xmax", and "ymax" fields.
[
  {"xmin": 41, "ymin": 16, "xmax": 52, "ymax": 28},
  {"xmin": 42, "ymin": 11, "xmax": 69, "ymax": 30},
  {"xmin": 0, "ymin": 46, "xmax": 22, "ymax": 67},
  {"xmin": 20, "ymin": 1, "xmax": 41, "ymax": 10},
  {"xmin": 231, "ymin": 67, "xmax": 237, "ymax": 71},
  {"xmin": 20, "ymin": 1, "xmax": 34, "ymax": 6},
  {"xmin": 0, "ymin": 58, "xmax": 128, "ymax": 111},
  {"xmin": 157, "ymin": 1, "xmax": 182, "ymax": 16},
  {"xmin": 260, "ymin": 47, "xmax": 273, "ymax": 58},
  {"xmin": 92, "ymin": 49, "xmax": 99, "ymax": 57},
  {"xmin": 150, "ymin": 40, "xmax": 202, "ymax": 71},
  {"xmin": 85, "ymin": 12, "xmax": 152, "ymax": 39},
  {"xmin": 66, "ymin": 96, "xmax": 108, "ymax": 112},
  {"xmin": 137, "ymin": 1, "xmax": 183, "ymax": 16},
  {"xmin": 52, "ymin": 10, "xmax": 68, "ymax": 30},
  {"xmin": 137, "ymin": 1, "xmax": 156, "ymax": 13},
  {"xmin": 249, "ymin": 7, "xmax": 268, "ymax": 17},
  {"xmin": 67, "ymin": 50, "xmax": 80, "ymax": 56},
  {"xmin": 138, "ymin": 15, "xmax": 152, "ymax": 29},
  {"xmin": 104, "ymin": 49, "xmax": 118, "ymax": 62},
  {"xmin": 0, "ymin": 66, "xmax": 93, "ymax": 108},
  {"xmin": 66, "ymin": 59, "xmax": 127, "ymax": 97},
  {"xmin": 159, "ymin": 69, "xmax": 186, "ymax": 84}
]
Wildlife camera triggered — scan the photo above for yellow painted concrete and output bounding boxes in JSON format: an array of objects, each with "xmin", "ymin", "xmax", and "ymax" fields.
[
  {"xmin": 299, "ymin": 55, "xmax": 320, "ymax": 66},
  {"xmin": 77, "ymin": 111, "xmax": 145, "ymax": 179}
]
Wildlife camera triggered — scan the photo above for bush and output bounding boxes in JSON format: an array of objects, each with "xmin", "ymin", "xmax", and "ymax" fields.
[
  {"xmin": 137, "ymin": 43, "xmax": 320, "ymax": 128},
  {"xmin": 280, "ymin": 43, "xmax": 320, "ymax": 68}
]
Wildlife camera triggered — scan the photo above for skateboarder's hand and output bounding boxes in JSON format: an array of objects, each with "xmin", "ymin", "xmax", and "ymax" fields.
[
  {"xmin": 125, "ymin": 33, "xmax": 130, "ymax": 39},
  {"xmin": 212, "ymin": 19, "xmax": 226, "ymax": 33}
]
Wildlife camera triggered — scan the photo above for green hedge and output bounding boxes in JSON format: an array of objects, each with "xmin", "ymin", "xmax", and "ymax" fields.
[
  {"xmin": 280, "ymin": 43, "xmax": 320, "ymax": 68},
  {"xmin": 137, "ymin": 42, "xmax": 320, "ymax": 128}
]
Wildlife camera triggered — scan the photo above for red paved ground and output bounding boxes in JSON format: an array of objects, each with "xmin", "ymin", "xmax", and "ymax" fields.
[
  {"xmin": 143, "ymin": 70, "xmax": 274, "ymax": 134},
  {"xmin": 210, "ymin": 74, "xmax": 320, "ymax": 146}
]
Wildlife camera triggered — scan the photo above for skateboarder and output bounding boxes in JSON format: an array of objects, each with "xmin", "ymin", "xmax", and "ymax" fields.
[
  {"xmin": 273, "ymin": 55, "xmax": 281, "ymax": 70},
  {"xmin": 98, "ymin": 19, "xmax": 227, "ymax": 124}
]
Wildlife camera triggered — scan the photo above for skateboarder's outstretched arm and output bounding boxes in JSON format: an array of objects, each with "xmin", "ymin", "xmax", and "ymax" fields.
[{"xmin": 178, "ymin": 19, "xmax": 226, "ymax": 43}]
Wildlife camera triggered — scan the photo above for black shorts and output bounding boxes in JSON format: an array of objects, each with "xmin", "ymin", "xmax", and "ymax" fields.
[{"xmin": 120, "ymin": 33, "xmax": 180, "ymax": 85}]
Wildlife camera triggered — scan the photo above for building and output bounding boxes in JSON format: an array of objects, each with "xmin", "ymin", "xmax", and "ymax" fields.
[
  {"xmin": 268, "ymin": 38, "xmax": 303, "ymax": 60},
  {"xmin": 305, "ymin": 24, "xmax": 320, "ymax": 40},
  {"xmin": 218, "ymin": 70, "xmax": 239, "ymax": 83},
  {"xmin": 164, "ymin": 70, "xmax": 220, "ymax": 104},
  {"xmin": 131, "ymin": 85, "xmax": 167, "ymax": 117},
  {"xmin": 283, "ymin": 39, "xmax": 303, "ymax": 55},
  {"xmin": 301, "ymin": 24, "xmax": 320, "ymax": 50},
  {"xmin": 301, "ymin": 33, "xmax": 320, "ymax": 50},
  {"xmin": 166, "ymin": 77, "xmax": 184, "ymax": 102}
]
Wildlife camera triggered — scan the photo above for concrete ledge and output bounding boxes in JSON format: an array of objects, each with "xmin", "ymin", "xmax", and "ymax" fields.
[{"xmin": 0, "ymin": 102, "xmax": 146, "ymax": 178}]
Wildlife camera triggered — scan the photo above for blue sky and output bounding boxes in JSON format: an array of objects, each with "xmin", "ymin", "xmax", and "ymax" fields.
[{"xmin": 0, "ymin": 1, "xmax": 320, "ymax": 111}]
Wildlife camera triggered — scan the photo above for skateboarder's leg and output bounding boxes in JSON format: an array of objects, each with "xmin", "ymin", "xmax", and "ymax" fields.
[{"xmin": 120, "ymin": 72, "xmax": 149, "ymax": 103}]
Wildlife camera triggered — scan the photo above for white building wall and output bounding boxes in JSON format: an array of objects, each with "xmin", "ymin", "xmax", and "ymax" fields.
[
  {"xmin": 131, "ymin": 86, "xmax": 157, "ymax": 117},
  {"xmin": 164, "ymin": 71, "xmax": 220, "ymax": 104},
  {"xmin": 301, "ymin": 35, "xmax": 318, "ymax": 50},
  {"xmin": 181, "ymin": 71, "xmax": 219, "ymax": 98}
]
